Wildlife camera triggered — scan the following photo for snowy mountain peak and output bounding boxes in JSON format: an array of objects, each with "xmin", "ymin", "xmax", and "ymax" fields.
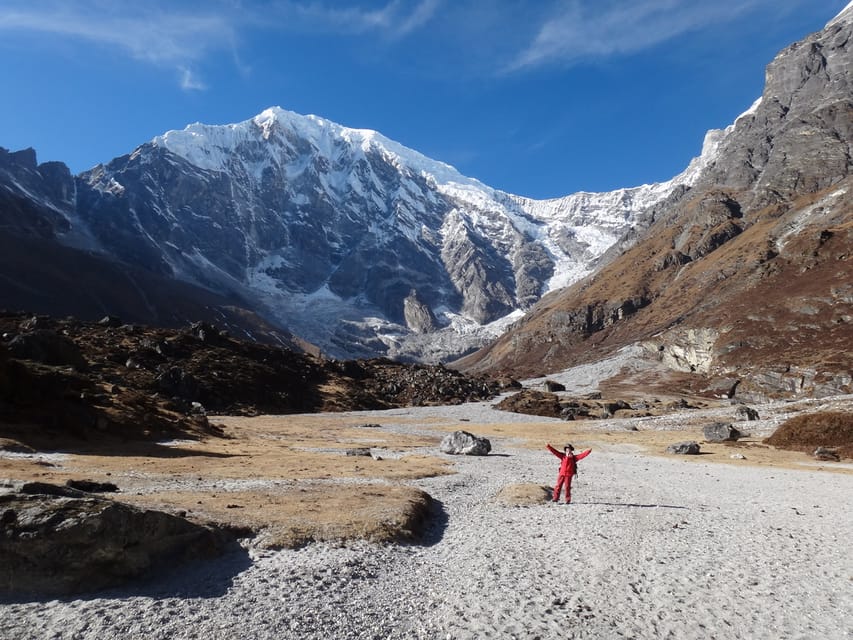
[{"xmin": 154, "ymin": 105, "xmax": 482, "ymax": 194}]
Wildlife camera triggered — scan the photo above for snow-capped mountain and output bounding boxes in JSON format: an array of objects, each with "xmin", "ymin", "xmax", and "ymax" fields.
[{"xmin": 59, "ymin": 105, "xmax": 725, "ymax": 361}]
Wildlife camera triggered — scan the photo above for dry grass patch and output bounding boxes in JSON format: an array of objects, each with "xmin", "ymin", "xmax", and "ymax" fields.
[
  {"xmin": 497, "ymin": 483, "xmax": 552, "ymax": 506},
  {"xmin": 0, "ymin": 413, "xmax": 452, "ymax": 547},
  {"xmin": 764, "ymin": 411, "xmax": 853, "ymax": 458},
  {"xmin": 119, "ymin": 484, "xmax": 435, "ymax": 549}
]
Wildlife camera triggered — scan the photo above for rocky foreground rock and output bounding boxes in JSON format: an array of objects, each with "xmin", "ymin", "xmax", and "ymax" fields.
[{"xmin": 0, "ymin": 484, "xmax": 234, "ymax": 597}]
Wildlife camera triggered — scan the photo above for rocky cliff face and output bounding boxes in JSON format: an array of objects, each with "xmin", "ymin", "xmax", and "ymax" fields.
[
  {"xmin": 459, "ymin": 8, "xmax": 853, "ymax": 400},
  {"xmin": 0, "ymin": 148, "xmax": 304, "ymax": 348}
]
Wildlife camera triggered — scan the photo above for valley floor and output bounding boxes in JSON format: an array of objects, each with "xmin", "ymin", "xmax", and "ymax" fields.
[{"xmin": 1, "ymin": 398, "xmax": 852, "ymax": 640}]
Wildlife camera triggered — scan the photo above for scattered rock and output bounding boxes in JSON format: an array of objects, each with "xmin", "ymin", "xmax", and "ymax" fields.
[
  {"xmin": 97, "ymin": 315, "xmax": 123, "ymax": 328},
  {"xmin": 666, "ymin": 441, "xmax": 701, "ymax": 455},
  {"xmin": 604, "ymin": 400, "xmax": 632, "ymax": 415},
  {"xmin": 0, "ymin": 440, "xmax": 35, "ymax": 454},
  {"xmin": 440, "ymin": 430, "xmax": 492, "ymax": 456},
  {"xmin": 730, "ymin": 453, "xmax": 747, "ymax": 460},
  {"xmin": 345, "ymin": 448, "xmax": 373, "ymax": 457},
  {"xmin": 19, "ymin": 482, "xmax": 86, "ymax": 498},
  {"xmin": 703, "ymin": 422, "xmax": 743, "ymax": 442},
  {"xmin": 813, "ymin": 447, "xmax": 840, "ymax": 462},
  {"xmin": 544, "ymin": 380, "xmax": 565, "ymax": 392},
  {"xmin": 735, "ymin": 405, "xmax": 760, "ymax": 421},
  {"xmin": 65, "ymin": 479, "xmax": 120, "ymax": 493},
  {"xmin": 496, "ymin": 377, "xmax": 523, "ymax": 390}
]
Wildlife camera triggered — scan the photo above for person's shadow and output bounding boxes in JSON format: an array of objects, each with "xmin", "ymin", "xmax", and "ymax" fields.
[{"xmin": 582, "ymin": 501, "xmax": 689, "ymax": 509}]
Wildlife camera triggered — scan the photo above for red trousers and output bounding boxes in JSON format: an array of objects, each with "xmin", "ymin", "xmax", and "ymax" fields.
[{"xmin": 553, "ymin": 474, "xmax": 574, "ymax": 502}]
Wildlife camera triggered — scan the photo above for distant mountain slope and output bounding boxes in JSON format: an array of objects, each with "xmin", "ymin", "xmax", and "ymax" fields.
[
  {"xmin": 0, "ymin": 148, "xmax": 304, "ymax": 348},
  {"xmin": 458, "ymin": 7, "xmax": 853, "ymax": 400}
]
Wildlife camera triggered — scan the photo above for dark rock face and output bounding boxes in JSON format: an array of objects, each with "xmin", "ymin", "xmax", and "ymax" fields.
[
  {"xmin": 702, "ymin": 422, "xmax": 743, "ymax": 442},
  {"xmin": 0, "ymin": 489, "xmax": 231, "ymax": 597},
  {"xmin": 6, "ymin": 329, "xmax": 88, "ymax": 370},
  {"xmin": 0, "ymin": 147, "xmax": 74, "ymax": 240},
  {"xmin": 701, "ymin": 21, "xmax": 853, "ymax": 208}
]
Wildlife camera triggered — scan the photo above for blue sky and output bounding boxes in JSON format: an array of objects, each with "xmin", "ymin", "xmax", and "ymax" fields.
[{"xmin": 0, "ymin": 1, "xmax": 848, "ymax": 199}]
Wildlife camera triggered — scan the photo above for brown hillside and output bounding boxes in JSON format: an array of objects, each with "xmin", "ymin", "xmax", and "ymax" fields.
[{"xmin": 457, "ymin": 16, "xmax": 853, "ymax": 401}]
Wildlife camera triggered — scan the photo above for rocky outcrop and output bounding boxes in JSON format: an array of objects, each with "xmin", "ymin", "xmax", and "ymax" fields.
[
  {"xmin": 0, "ymin": 312, "xmax": 500, "ymax": 451},
  {"xmin": 0, "ymin": 488, "xmax": 232, "ymax": 596},
  {"xmin": 403, "ymin": 289, "xmax": 438, "ymax": 333},
  {"xmin": 494, "ymin": 390, "xmax": 640, "ymax": 420},
  {"xmin": 494, "ymin": 390, "xmax": 563, "ymax": 418}
]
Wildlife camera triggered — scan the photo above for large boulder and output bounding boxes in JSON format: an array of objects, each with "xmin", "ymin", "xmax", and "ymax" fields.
[
  {"xmin": 703, "ymin": 422, "xmax": 743, "ymax": 442},
  {"xmin": 440, "ymin": 430, "xmax": 492, "ymax": 456},
  {"xmin": 0, "ymin": 487, "xmax": 232, "ymax": 597}
]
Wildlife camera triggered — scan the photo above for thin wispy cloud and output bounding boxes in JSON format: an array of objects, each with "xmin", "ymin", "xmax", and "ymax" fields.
[
  {"xmin": 180, "ymin": 67, "xmax": 208, "ymax": 92},
  {"xmin": 0, "ymin": 2, "xmax": 234, "ymax": 90},
  {"xmin": 509, "ymin": 0, "xmax": 777, "ymax": 70},
  {"xmin": 254, "ymin": 0, "xmax": 441, "ymax": 38},
  {"xmin": 0, "ymin": 1, "xmax": 440, "ymax": 90}
]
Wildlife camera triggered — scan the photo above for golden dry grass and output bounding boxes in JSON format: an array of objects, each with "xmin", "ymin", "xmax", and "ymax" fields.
[{"xmin": 2, "ymin": 409, "xmax": 849, "ymax": 548}]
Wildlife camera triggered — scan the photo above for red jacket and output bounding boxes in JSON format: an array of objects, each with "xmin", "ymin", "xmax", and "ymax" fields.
[{"xmin": 547, "ymin": 444, "xmax": 591, "ymax": 476}]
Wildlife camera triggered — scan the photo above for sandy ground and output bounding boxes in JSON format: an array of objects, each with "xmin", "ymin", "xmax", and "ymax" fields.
[{"xmin": 1, "ymin": 391, "xmax": 853, "ymax": 639}]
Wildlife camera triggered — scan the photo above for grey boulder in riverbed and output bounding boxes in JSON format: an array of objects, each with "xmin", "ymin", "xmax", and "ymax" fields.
[{"xmin": 440, "ymin": 430, "xmax": 492, "ymax": 456}]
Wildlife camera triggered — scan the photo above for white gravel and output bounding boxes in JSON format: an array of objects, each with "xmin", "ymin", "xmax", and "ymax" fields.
[{"xmin": 2, "ymin": 398, "xmax": 852, "ymax": 640}]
